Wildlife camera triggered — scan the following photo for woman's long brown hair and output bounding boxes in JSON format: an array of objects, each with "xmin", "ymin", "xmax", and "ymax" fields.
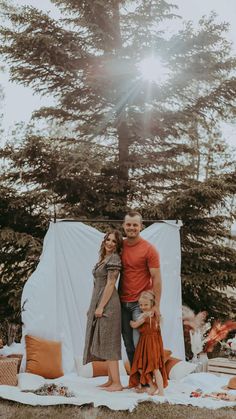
[{"xmin": 99, "ymin": 230, "xmax": 123, "ymax": 261}]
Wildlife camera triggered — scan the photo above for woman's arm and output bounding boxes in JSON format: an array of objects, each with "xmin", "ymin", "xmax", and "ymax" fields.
[{"xmin": 94, "ymin": 269, "xmax": 119, "ymax": 317}]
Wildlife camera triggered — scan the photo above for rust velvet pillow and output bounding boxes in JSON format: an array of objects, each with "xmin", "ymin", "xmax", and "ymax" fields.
[
  {"xmin": 165, "ymin": 356, "xmax": 181, "ymax": 379},
  {"xmin": 92, "ymin": 361, "xmax": 108, "ymax": 377},
  {"xmin": 163, "ymin": 349, "xmax": 172, "ymax": 363},
  {"xmin": 92, "ymin": 360, "xmax": 127, "ymax": 377},
  {"xmin": 25, "ymin": 335, "xmax": 63, "ymax": 379}
]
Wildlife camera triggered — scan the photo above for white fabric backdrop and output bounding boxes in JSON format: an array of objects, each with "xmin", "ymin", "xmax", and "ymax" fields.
[{"xmin": 21, "ymin": 221, "xmax": 185, "ymax": 373}]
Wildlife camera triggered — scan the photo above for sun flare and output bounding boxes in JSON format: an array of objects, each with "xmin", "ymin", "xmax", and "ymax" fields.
[{"xmin": 138, "ymin": 56, "xmax": 169, "ymax": 84}]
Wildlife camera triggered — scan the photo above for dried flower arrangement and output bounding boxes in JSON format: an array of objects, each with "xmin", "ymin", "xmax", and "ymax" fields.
[
  {"xmin": 220, "ymin": 335, "xmax": 236, "ymax": 359},
  {"xmin": 182, "ymin": 306, "xmax": 236, "ymax": 356},
  {"xmin": 24, "ymin": 383, "xmax": 75, "ymax": 397}
]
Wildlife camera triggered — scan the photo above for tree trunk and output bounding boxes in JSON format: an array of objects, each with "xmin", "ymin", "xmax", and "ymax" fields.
[
  {"xmin": 205, "ymin": 136, "xmax": 213, "ymax": 180},
  {"xmin": 113, "ymin": 3, "xmax": 130, "ymax": 212},
  {"xmin": 117, "ymin": 119, "xmax": 130, "ymax": 211}
]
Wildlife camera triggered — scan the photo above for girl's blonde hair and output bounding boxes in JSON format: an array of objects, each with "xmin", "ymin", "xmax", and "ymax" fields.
[{"xmin": 138, "ymin": 290, "xmax": 156, "ymax": 307}]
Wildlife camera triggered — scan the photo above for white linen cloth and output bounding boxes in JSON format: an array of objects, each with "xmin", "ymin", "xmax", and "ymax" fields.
[{"xmin": 0, "ymin": 373, "xmax": 236, "ymax": 410}]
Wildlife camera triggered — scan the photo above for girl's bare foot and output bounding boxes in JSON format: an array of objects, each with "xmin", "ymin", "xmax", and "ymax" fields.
[
  {"xmin": 135, "ymin": 386, "xmax": 148, "ymax": 393},
  {"xmin": 147, "ymin": 379, "xmax": 157, "ymax": 396},
  {"xmin": 97, "ymin": 380, "xmax": 112, "ymax": 388},
  {"xmin": 102, "ymin": 384, "xmax": 123, "ymax": 392},
  {"xmin": 157, "ymin": 391, "xmax": 164, "ymax": 396},
  {"xmin": 147, "ymin": 386, "xmax": 158, "ymax": 395},
  {"xmin": 152, "ymin": 389, "xmax": 164, "ymax": 396}
]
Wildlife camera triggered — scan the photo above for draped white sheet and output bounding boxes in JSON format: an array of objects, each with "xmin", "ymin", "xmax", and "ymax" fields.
[
  {"xmin": 1, "ymin": 373, "xmax": 236, "ymax": 410},
  {"xmin": 21, "ymin": 221, "xmax": 185, "ymax": 373}
]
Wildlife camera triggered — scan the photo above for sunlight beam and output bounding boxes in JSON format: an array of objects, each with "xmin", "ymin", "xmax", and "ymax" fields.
[{"xmin": 138, "ymin": 56, "xmax": 169, "ymax": 84}]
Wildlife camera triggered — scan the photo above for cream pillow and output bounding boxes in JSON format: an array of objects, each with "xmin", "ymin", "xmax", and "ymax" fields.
[
  {"xmin": 169, "ymin": 360, "xmax": 196, "ymax": 380},
  {"xmin": 76, "ymin": 361, "xmax": 93, "ymax": 378}
]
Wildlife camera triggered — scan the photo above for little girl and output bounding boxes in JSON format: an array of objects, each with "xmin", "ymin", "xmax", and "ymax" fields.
[{"xmin": 129, "ymin": 290, "xmax": 168, "ymax": 396}]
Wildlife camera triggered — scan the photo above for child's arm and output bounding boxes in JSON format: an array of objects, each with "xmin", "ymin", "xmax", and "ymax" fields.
[
  {"xmin": 130, "ymin": 318, "xmax": 145, "ymax": 328},
  {"xmin": 130, "ymin": 313, "xmax": 150, "ymax": 328}
]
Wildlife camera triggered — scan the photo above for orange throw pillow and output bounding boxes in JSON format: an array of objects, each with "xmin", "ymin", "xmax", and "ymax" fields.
[
  {"xmin": 165, "ymin": 356, "xmax": 181, "ymax": 379},
  {"xmin": 164, "ymin": 349, "xmax": 172, "ymax": 363},
  {"xmin": 92, "ymin": 361, "xmax": 108, "ymax": 377},
  {"xmin": 25, "ymin": 335, "xmax": 63, "ymax": 379}
]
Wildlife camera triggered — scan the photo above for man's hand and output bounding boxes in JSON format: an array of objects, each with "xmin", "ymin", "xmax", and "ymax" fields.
[
  {"xmin": 151, "ymin": 305, "xmax": 161, "ymax": 322},
  {"xmin": 94, "ymin": 307, "xmax": 104, "ymax": 318}
]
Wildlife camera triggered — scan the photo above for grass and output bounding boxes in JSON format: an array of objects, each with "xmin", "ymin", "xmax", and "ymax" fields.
[{"xmin": 0, "ymin": 400, "xmax": 236, "ymax": 419}]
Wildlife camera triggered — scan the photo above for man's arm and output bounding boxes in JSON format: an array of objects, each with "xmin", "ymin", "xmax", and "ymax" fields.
[{"xmin": 150, "ymin": 267, "xmax": 162, "ymax": 317}]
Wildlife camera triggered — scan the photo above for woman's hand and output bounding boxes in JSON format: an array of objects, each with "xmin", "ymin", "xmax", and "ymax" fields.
[{"xmin": 94, "ymin": 307, "xmax": 104, "ymax": 318}]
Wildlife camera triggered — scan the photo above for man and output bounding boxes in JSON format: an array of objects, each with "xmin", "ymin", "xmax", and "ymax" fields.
[{"xmin": 119, "ymin": 211, "xmax": 162, "ymax": 367}]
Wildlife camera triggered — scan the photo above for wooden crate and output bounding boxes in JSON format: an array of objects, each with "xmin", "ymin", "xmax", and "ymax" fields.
[{"xmin": 208, "ymin": 357, "xmax": 236, "ymax": 376}]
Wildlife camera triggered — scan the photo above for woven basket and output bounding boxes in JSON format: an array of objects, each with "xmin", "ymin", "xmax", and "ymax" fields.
[
  {"xmin": 0, "ymin": 358, "xmax": 18, "ymax": 386},
  {"xmin": 7, "ymin": 354, "xmax": 23, "ymax": 373}
]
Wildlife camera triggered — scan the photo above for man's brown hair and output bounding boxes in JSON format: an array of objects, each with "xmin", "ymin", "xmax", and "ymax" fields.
[{"xmin": 124, "ymin": 211, "xmax": 143, "ymax": 223}]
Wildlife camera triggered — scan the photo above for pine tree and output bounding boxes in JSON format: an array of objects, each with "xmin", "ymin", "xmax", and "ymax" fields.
[
  {"xmin": 1, "ymin": 1, "xmax": 236, "ymax": 213},
  {"xmin": 0, "ymin": 169, "xmax": 47, "ymax": 324}
]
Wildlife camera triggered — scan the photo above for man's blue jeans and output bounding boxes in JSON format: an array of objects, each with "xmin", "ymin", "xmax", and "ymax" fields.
[{"xmin": 121, "ymin": 301, "xmax": 141, "ymax": 366}]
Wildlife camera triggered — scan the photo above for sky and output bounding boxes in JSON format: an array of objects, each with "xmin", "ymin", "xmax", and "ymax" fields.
[{"xmin": 1, "ymin": 0, "xmax": 236, "ymax": 147}]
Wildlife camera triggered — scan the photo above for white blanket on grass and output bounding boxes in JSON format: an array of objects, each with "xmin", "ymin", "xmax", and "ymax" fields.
[{"xmin": 0, "ymin": 373, "xmax": 236, "ymax": 411}]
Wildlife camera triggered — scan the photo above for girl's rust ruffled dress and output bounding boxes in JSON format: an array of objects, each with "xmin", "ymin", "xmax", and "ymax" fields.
[{"xmin": 129, "ymin": 316, "xmax": 168, "ymax": 388}]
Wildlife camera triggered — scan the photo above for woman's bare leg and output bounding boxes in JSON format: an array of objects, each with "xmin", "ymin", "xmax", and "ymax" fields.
[
  {"xmin": 98, "ymin": 362, "xmax": 113, "ymax": 388},
  {"xmin": 103, "ymin": 360, "xmax": 123, "ymax": 392}
]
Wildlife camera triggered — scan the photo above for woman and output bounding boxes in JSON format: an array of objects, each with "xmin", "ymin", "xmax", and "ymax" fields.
[{"xmin": 83, "ymin": 229, "xmax": 123, "ymax": 392}]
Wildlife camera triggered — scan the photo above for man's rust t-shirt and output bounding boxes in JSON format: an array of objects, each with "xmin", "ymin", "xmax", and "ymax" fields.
[{"xmin": 119, "ymin": 237, "xmax": 160, "ymax": 302}]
